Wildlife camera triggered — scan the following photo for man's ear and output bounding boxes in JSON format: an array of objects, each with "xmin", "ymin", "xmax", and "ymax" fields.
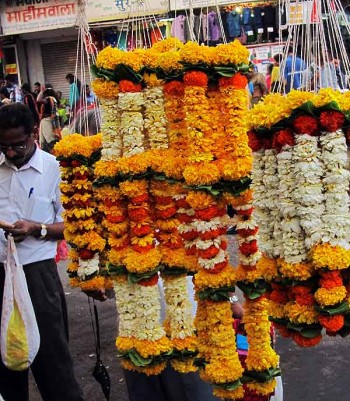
[{"xmin": 32, "ymin": 126, "xmax": 39, "ymax": 141}]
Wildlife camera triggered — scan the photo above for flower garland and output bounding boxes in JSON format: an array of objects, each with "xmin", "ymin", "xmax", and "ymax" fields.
[{"xmin": 54, "ymin": 134, "xmax": 107, "ymax": 291}]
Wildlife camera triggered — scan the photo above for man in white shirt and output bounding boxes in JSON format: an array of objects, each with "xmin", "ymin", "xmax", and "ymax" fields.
[{"xmin": 0, "ymin": 104, "xmax": 83, "ymax": 401}]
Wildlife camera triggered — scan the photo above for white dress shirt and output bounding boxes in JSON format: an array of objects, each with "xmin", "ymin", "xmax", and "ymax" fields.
[{"xmin": 0, "ymin": 148, "xmax": 64, "ymax": 265}]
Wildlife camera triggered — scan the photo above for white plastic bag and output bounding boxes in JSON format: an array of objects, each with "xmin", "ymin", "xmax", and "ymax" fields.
[{"xmin": 1, "ymin": 235, "xmax": 40, "ymax": 371}]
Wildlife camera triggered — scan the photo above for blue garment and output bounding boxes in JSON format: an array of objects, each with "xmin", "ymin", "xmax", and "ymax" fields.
[
  {"xmin": 236, "ymin": 334, "xmax": 249, "ymax": 351},
  {"xmin": 69, "ymin": 82, "xmax": 80, "ymax": 108},
  {"xmin": 283, "ymin": 55, "xmax": 306, "ymax": 93},
  {"xmin": 242, "ymin": 7, "xmax": 253, "ymax": 32},
  {"xmin": 253, "ymin": 7, "xmax": 264, "ymax": 29},
  {"xmin": 226, "ymin": 11, "xmax": 241, "ymax": 38}
]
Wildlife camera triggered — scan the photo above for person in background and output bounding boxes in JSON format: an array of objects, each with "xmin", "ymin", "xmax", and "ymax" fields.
[
  {"xmin": 56, "ymin": 91, "xmax": 69, "ymax": 127},
  {"xmin": 21, "ymin": 83, "xmax": 40, "ymax": 127},
  {"xmin": 0, "ymin": 103, "xmax": 84, "ymax": 401},
  {"xmin": 283, "ymin": 46, "xmax": 306, "ymax": 93},
  {"xmin": 271, "ymin": 53, "xmax": 283, "ymax": 93},
  {"xmin": 33, "ymin": 82, "xmax": 41, "ymax": 99},
  {"xmin": 332, "ymin": 57, "xmax": 348, "ymax": 90},
  {"xmin": 84, "ymin": 84, "xmax": 96, "ymax": 106},
  {"xmin": 39, "ymin": 88, "xmax": 61, "ymax": 153},
  {"xmin": 0, "ymin": 88, "xmax": 11, "ymax": 107},
  {"xmin": 303, "ymin": 52, "xmax": 339, "ymax": 91},
  {"xmin": 4, "ymin": 74, "xmax": 22, "ymax": 103},
  {"xmin": 266, "ymin": 63, "xmax": 273, "ymax": 91},
  {"xmin": 73, "ymin": 109, "xmax": 100, "ymax": 136},
  {"xmin": 65, "ymin": 74, "xmax": 81, "ymax": 116},
  {"xmin": 248, "ymin": 72, "xmax": 268, "ymax": 106}
]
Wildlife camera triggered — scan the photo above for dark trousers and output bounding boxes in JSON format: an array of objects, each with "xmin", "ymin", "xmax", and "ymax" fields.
[
  {"xmin": 124, "ymin": 365, "xmax": 220, "ymax": 401},
  {"xmin": 0, "ymin": 259, "xmax": 84, "ymax": 401}
]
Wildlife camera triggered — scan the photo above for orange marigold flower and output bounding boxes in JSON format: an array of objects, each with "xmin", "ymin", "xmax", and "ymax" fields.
[
  {"xmin": 128, "ymin": 207, "xmax": 149, "ymax": 222},
  {"xmin": 295, "ymin": 293, "xmax": 314, "ymax": 306},
  {"xmin": 273, "ymin": 128, "xmax": 295, "ymax": 151},
  {"xmin": 164, "ymin": 80, "xmax": 185, "ymax": 96},
  {"xmin": 132, "ymin": 243, "xmax": 154, "ymax": 253},
  {"xmin": 130, "ymin": 193, "xmax": 149, "ymax": 205},
  {"xmin": 180, "ymin": 231, "xmax": 198, "ymax": 241},
  {"xmin": 119, "ymin": 80, "xmax": 142, "ymax": 93},
  {"xmin": 318, "ymin": 315, "xmax": 344, "ymax": 332},
  {"xmin": 292, "ymin": 115, "xmax": 319, "ymax": 136},
  {"xmin": 218, "ymin": 73, "xmax": 248, "ymax": 89},
  {"xmin": 270, "ymin": 290, "xmax": 289, "ymax": 304},
  {"xmin": 292, "ymin": 332, "xmax": 322, "ymax": 347},
  {"xmin": 291, "ymin": 286, "xmax": 311, "ymax": 296},
  {"xmin": 195, "ymin": 205, "xmax": 219, "ymax": 221},
  {"xmin": 239, "ymin": 240, "xmax": 258, "ymax": 255},
  {"xmin": 183, "ymin": 71, "xmax": 208, "ymax": 87},
  {"xmin": 156, "ymin": 205, "xmax": 177, "ymax": 220},
  {"xmin": 319, "ymin": 270, "xmax": 343, "ymax": 289},
  {"xmin": 139, "ymin": 274, "xmax": 159, "ymax": 287},
  {"xmin": 207, "ymin": 260, "xmax": 228, "ymax": 273},
  {"xmin": 319, "ymin": 110, "xmax": 345, "ymax": 132},
  {"xmin": 236, "ymin": 227, "xmax": 259, "ymax": 238},
  {"xmin": 131, "ymin": 225, "xmax": 152, "ymax": 237},
  {"xmin": 198, "ymin": 245, "xmax": 220, "ymax": 259}
]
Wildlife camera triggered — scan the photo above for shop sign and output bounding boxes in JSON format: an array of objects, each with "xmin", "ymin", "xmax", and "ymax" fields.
[
  {"xmin": 0, "ymin": 0, "xmax": 77, "ymax": 35},
  {"xmin": 5, "ymin": 63, "xmax": 17, "ymax": 74},
  {"xmin": 169, "ymin": 0, "xmax": 238, "ymax": 11},
  {"xmin": 249, "ymin": 43, "xmax": 285, "ymax": 74},
  {"xmin": 86, "ymin": 0, "xmax": 169, "ymax": 22},
  {"xmin": 287, "ymin": 1, "xmax": 319, "ymax": 25}
]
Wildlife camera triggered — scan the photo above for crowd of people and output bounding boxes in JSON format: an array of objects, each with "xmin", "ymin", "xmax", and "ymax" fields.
[
  {"xmin": 0, "ymin": 74, "xmax": 97, "ymax": 153},
  {"xmin": 248, "ymin": 46, "xmax": 349, "ymax": 106}
]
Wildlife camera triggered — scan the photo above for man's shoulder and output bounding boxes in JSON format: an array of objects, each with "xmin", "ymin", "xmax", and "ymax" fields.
[{"xmin": 38, "ymin": 149, "xmax": 59, "ymax": 169}]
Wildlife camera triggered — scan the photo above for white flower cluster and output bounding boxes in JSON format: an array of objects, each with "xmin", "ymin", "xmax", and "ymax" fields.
[
  {"xmin": 77, "ymin": 253, "xmax": 100, "ymax": 280},
  {"xmin": 100, "ymin": 98, "xmax": 122, "ymax": 161},
  {"xmin": 143, "ymin": 87, "xmax": 169, "ymax": 150},
  {"xmin": 163, "ymin": 276, "xmax": 195, "ymax": 340},
  {"xmin": 276, "ymin": 145, "xmax": 307, "ymax": 264},
  {"xmin": 293, "ymin": 135, "xmax": 324, "ymax": 250},
  {"xmin": 114, "ymin": 280, "xmax": 166, "ymax": 341},
  {"xmin": 320, "ymin": 130, "xmax": 350, "ymax": 248},
  {"xmin": 119, "ymin": 92, "xmax": 145, "ymax": 157}
]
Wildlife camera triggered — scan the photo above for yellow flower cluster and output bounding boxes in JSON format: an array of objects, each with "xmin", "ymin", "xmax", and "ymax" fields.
[
  {"xmin": 286, "ymin": 302, "xmax": 319, "ymax": 324},
  {"xmin": 311, "ymin": 243, "xmax": 350, "ymax": 270},
  {"xmin": 91, "ymin": 79, "xmax": 119, "ymax": 99},
  {"xmin": 278, "ymin": 259, "xmax": 313, "ymax": 281},
  {"xmin": 314, "ymin": 286, "xmax": 347, "ymax": 307},
  {"xmin": 54, "ymin": 133, "xmax": 102, "ymax": 159}
]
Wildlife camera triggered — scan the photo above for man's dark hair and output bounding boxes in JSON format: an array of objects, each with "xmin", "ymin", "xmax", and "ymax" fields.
[
  {"xmin": 34, "ymin": 81, "xmax": 41, "ymax": 87},
  {"xmin": 0, "ymin": 87, "xmax": 9, "ymax": 98},
  {"xmin": 45, "ymin": 83, "xmax": 53, "ymax": 89},
  {"xmin": 21, "ymin": 83, "xmax": 31, "ymax": 93},
  {"xmin": 273, "ymin": 53, "xmax": 283, "ymax": 63},
  {"xmin": 0, "ymin": 104, "xmax": 34, "ymax": 136}
]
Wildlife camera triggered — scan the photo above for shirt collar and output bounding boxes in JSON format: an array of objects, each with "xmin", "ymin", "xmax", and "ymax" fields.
[{"xmin": 0, "ymin": 146, "xmax": 43, "ymax": 173}]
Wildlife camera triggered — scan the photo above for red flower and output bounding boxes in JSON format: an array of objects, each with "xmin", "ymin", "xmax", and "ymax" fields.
[
  {"xmin": 128, "ymin": 207, "xmax": 149, "ymax": 222},
  {"xmin": 105, "ymin": 199, "xmax": 122, "ymax": 208},
  {"xmin": 180, "ymin": 231, "xmax": 198, "ymax": 241},
  {"xmin": 156, "ymin": 205, "xmax": 177, "ymax": 220},
  {"xmin": 292, "ymin": 115, "xmax": 319, "ymax": 136},
  {"xmin": 235, "ymin": 207, "xmax": 254, "ymax": 217},
  {"xmin": 247, "ymin": 131, "xmax": 263, "ymax": 152},
  {"xmin": 119, "ymin": 80, "xmax": 142, "ymax": 93},
  {"xmin": 318, "ymin": 315, "xmax": 344, "ymax": 332},
  {"xmin": 130, "ymin": 194, "xmax": 149, "ymax": 205},
  {"xmin": 139, "ymin": 274, "xmax": 159, "ymax": 287},
  {"xmin": 270, "ymin": 290, "xmax": 289, "ymax": 304},
  {"xmin": 59, "ymin": 160, "xmax": 71, "ymax": 168},
  {"xmin": 292, "ymin": 332, "xmax": 322, "ymax": 347},
  {"xmin": 273, "ymin": 128, "xmax": 295, "ymax": 151},
  {"xmin": 291, "ymin": 286, "xmax": 311, "ymax": 296},
  {"xmin": 164, "ymin": 81, "xmax": 185, "ymax": 96},
  {"xmin": 319, "ymin": 110, "xmax": 345, "ymax": 132},
  {"xmin": 295, "ymin": 293, "xmax": 314, "ymax": 306},
  {"xmin": 221, "ymin": 241, "xmax": 227, "ymax": 251},
  {"xmin": 208, "ymin": 260, "xmax": 228, "ymax": 273},
  {"xmin": 175, "ymin": 198, "xmax": 191, "ymax": 208},
  {"xmin": 198, "ymin": 245, "xmax": 220, "ymax": 259},
  {"xmin": 274, "ymin": 323, "xmax": 292, "ymax": 338},
  {"xmin": 319, "ymin": 270, "xmax": 343, "ymax": 289},
  {"xmin": 195, "ymin": 205, "xmax": 219, "ymax": 221},
  {"xmin": 262, "ymin": 135, "xmax": 273, "ymax": 149},
  {"xmin": 155, "ymin": 196, "xmax": 173, "ymax": 206},
  {"xmin": 132, "ymin": 244, "xmax": 154, "ymax": 253},
  {"xmin": 71, "ymin": 160, "xmax": 82, "ymax": 167},
  {"xmin": 218, "ymin": 73, "xmax": 248, "ymax": 89},
  {"xmin": 178, "ymin": 214, "xmax": 193, "ymax": 223},
  {"xmin": 78, "ymin": 249, "xmax": 95, "ymax": 260},
  {"xmin": 186, "ymin": 246, "xmax": 197, "ymax": 256},
  {"xmin": 236, "ymin": 227, "xmax": 259, "ymax": 238},
  {"xmin": 198, "ymin": 229, "xmax": 221, "ymax": 240},
  {"xmin": 106, "ymin": 214, "xmax": 126, "ymax": 223},
  {"xmin": 183, "ymin": 71, "xmax": 208, "ymax": 87},
  {"xmin": 131, "ymin": 225, "xmax": 152, "ymax": 237},
  {"xmin": 239, "ymin": 240, "xmax": 258, "ymax": 255}
]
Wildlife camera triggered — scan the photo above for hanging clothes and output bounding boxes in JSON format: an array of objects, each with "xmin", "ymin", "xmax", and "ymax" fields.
[
  {"xmin": 171, "ymin": 15, "xmax": 186, "ymax": 43},
  {"xmin": 201, "ymin": 13, "xmax": 209, "ymax": 43},
  {"xmin": 208, "ymin": 11, "xmax": 222, "ymax": 44},
  {"xmin": 226, "ymin": 10, "xmax": 241, "ymax": 39}
]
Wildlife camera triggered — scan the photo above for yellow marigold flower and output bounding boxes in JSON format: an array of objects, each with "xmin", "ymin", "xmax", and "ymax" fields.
[
  {"xmin": 158, "ymin": 51, "xmax": 182, "ymax": 72},
  {"xmin": 286, "ymin": 90, "xmax": 314, "ymax": 110},
  {"xmin": 213, "ymin": 387, "xmax": 244, "ymax": 400},
  {"xmin": 119, "ymin": 179, "xmax": 148, "ymax": 198},
  {"xmin": 186, "ymin": 190, "xmax": 215, "ymax": 209},
  {"xmin": 311, "ymin": 243, "xmax": 350, "ymax": 270},
  {"xmin": 314, "ymin": 286, "xmax": 347, "ymax": 307},
  {"xmin": 223, "ymin": 189, "xmax": 253, "ymax": 207},
  {"xmin": 313, "ymin": 88, "xmax": 343, "ymax": 108},
  {"xmin": 257, "ymin": 256, "xmax": 278, "ymax": 282},
  {"xmin": 94, "ymin": 185, "xmax": 122, "ymax": 200},
  {"xmin": 143, "ymin": 72, "xmax": 162, "ymax": 87},
  {"xmin": 278, "ymin": 259, "xmax": 313, "ymax": 281},
  {"xmin": 124, "ymin": 248, "xmax": 162, "ymax": 273},
  {"xmin": 122, "ymin": 51, "xmax": 144, "ymax": 72},
  {"xmin": 172, "ymin": 336, "xmax": 197, "ymax": 352},
  {"xmin": 151, "ymin": 37, "xmax": 184, "ymax": 52},
  {"xmin": 128, "ymin": 337, "xmax": 172, "ymax": 358},
  {"xmin": 247, "ymin": 379, "xmax": 276, "ymax": 396},
  {"xmin": 171, "ymin": 359, "xmax": 197, "ymax": 373},
  {"xmin": 67, "ymin": 261, "xmax": 79, "ymax": 273},
  {"xmin": 79, "ymin": 276, "xmax": 106, "ymax": 292},
  {"xmin": 131, "ymin": 234, "xmax": 154, "ymax": 247},
  {"xmin": 120, "ymin": 359, "xmax": 167, "ymax": 375},
  {"xmin": 340, "ymin": 90, "xmax": 350, "ymax": 111},
  {"xmin": 213, "ymin": 40, "xmax": 249, "ymax": 65},
  {"xmin": 286, "ymin": 302, "xmax": 319, "ymax": 324},
  {"xmin": 235, "ymin": 265, "xmax": 260, "ymax": 283},
  {"xmin": 180, "ymin": 41, "xmax": 211, "ymax": 65},
  {"xmin": 195, "ymin": 266, "xmax": 236, "ymax": 291},
  {"xmin": 204, "ymin": 356, "xmax": 244, "ymax": 384},
  {"xmin": 183, "ymin": 162, "xmax": 220, "ymax": 186},
  {"xmin": 108, "ymin": 248, "xmax": 128, "ymax": 266},
  {"xmin": 91, "ymin": 79, "xmax": 119, "ymax": 99},
  {"xmin": 96, "ymin": 46, "xmax": 124, "ymax": 70},
  {"xmin": 267, "ymin": 300, "xmax": 286, "ymax": 319}
]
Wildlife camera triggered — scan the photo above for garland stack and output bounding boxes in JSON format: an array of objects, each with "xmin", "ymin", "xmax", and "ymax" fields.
[{"xmin": 249, "ymin": 89, "xmax": 350, "ymax": 346}]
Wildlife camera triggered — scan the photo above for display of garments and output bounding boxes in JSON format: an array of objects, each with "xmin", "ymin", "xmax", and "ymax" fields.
[
  {"xmin": 226, "ymin": 11, "xmax": 241, "ymax": 38},
  {"xmin": 201, "ymin": 13, "xmax": 209, "ymax": 42},
  {"xmin": 263, "ymin": 5, "xmax": 276, "ymax": 41},
  {"xmin": 253, "ymin": 7, "xmax": 264, "ymax": 30},
  {"xmin": 208, "ymin": 11, "xmax": 222, "ymax": 41},
  {"xmin": 171, "ymin": 15, "xmax": 186, "ymax": 43}
]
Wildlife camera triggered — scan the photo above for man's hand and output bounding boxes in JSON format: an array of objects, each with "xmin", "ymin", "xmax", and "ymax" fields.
[
  {"xmin": 83, "ymin": 288, "xmax": 107, "ymax": 302},
  {"xmin": 4, "ymin": 220, "xmax": 39, "ymax": 243}
]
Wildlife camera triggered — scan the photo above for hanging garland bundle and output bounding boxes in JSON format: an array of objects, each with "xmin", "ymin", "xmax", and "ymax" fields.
[{"xmin": 249, "ymin": 89, "xmax": 350, "ymax": 346}]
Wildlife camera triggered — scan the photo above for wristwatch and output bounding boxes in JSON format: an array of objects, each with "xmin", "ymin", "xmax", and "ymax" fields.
[
  {"xmin": 229, "ymin": 295, "xmax": 239, "ymax": 303},
  {"xmin": 39, "ymin": 224, "xmax": 47, "ymax": 240}
]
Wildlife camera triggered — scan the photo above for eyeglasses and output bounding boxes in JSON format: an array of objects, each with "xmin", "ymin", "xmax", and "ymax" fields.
[{"xmin": 0, "ymin": 138, "xmax": 29, "ymax": 153}]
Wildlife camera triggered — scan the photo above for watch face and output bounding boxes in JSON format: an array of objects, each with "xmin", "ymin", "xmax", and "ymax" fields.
[{"xmin": 41, "ymin": 226, "xmax": 47, "ymax": 237}]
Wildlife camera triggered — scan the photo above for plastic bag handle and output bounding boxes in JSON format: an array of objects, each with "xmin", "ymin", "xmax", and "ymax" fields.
[{"xmin": 8, "ymin": 235, "xmax": 21, "ymax": 269}]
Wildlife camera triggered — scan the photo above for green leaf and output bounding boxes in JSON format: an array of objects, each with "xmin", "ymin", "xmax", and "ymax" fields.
[
  {"xmin": 315, "ymin": 301, "xmax": 350, "ymax": 316},
  {"xmin": 318, "ymin": 101, "xmax": 342, "ymax": 113},
  {"xmin": 237, "ymin": 280, "xmax": 267, "ymax": 299},
  {"xmin": 114, "ymin": 64, "xmax": 143, "ymax": 83},
  {"xmin": 197, "ymin": 285, "xmax": 236, "ymax": 301},
  {"xmin": 213, "ymin": 379, "xmax": 242, "ymax": 391},
  {"xmin": 286, "ymin": 322, "xmax": 322, "ymax": 338},
  {"xmin": 243, "ymin": 368, "xmax": 281, "ymax": 384},
  {"xmin": 107, "ymin": 263, "xmax": 127, "ymax": 275},
  {"xmin": 127, "ymin": 267, "xmax": 161, "ymax": 284}
]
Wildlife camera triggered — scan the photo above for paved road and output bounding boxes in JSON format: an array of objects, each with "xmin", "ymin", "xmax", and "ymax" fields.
[{"xmin": 28, "ymin": 261, "xmax": 350, "ymax": 401}]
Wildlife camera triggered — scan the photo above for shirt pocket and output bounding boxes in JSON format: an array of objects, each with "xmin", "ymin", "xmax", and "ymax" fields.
[{"xmin": 26, "ymin": 196, "xmax": 55, "ymax": 223}]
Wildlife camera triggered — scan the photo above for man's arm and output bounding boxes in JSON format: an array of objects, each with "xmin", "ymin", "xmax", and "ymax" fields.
[{"xmin": 5, "ymin": 221, "xmax": 64, "ymax": 242}]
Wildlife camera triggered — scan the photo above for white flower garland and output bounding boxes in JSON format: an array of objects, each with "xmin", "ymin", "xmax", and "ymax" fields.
[
  {"xmin": 293, "ymin": 135, "xmax": 324, "ymax": 250},
  {"xmin": 143, "ymin": 86, "xmax": 169, "ymax": 150},
  {"xmin": 114, "ymin": 280, "xmax": 138, "ymax": 338},
  {"xmin": 77, "ymin": 253, "xmax": 99, "ymax": 280},
  {"xmin": 119, "ymin": 92, "xmax": 145, "ymax": 157},
  {"xmin": 99, "ymin": 98, "xmax": 122, "ymax": 161},
  {"xmin": 277, "ymin": 145, "xmax": 307, "ymax": 264},
  {"xmin": 320, "ymin": 130, "xmax": 350, "ymax": 248}
]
